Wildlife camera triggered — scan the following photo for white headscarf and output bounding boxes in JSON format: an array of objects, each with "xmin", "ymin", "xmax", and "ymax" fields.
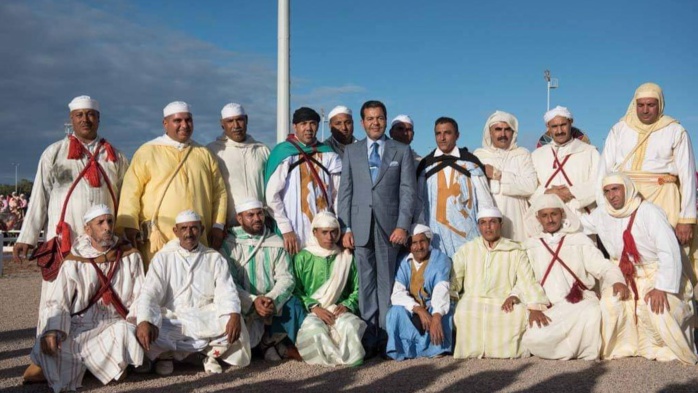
[
  {"xmin": 482, "ymin": 110, "xmax": 520, "ymax": 152},
  {"xmin": 524, "ymin": 194, "xmax": 580, "ymax": 237},
  {"xmin": 602, "ymin": 172, "xmax": 642, "ymax": 218}
]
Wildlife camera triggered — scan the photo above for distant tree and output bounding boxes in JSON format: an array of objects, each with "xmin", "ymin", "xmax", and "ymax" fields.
[{"xmin": 0, "ymin": 179, "xmax": 34, "ymax": 197}]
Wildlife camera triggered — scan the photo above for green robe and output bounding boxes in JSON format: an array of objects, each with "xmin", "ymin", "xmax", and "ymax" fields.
[{"xmin": 292, "ymin": 249, "xmax": 360, "ymax": 313}]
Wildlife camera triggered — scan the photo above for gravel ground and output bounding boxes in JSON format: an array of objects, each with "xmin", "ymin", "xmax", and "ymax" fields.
[{"xmin": 2, "ymin": 264, "xmax": 698, "ymax": 393}]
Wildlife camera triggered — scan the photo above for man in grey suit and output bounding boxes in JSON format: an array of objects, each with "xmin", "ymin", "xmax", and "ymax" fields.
[{"xmin": 337, "ymin": 100, "xmax": 417, "ymax": 358}]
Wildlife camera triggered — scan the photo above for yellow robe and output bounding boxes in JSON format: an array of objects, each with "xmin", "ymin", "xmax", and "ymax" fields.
[{"xmin": 116, "ymin": 139, "xmax": 227, "ymax": 264}]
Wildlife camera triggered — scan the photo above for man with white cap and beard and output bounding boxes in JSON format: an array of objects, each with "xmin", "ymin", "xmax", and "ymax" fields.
[
  {"xmin": 207, "ymin": 103, "xmax": 270, "ymax": 228},
  {"xmin": 522, "ymin": 194, "xmax": 627, "ymax": 361},
  {"xmin": 292, "ymin": 211, "xmax": 365, "ymax": 366},
  {"xmin": 30, "ymin": 204, "xmax": 145, "ymax": 392},
  {"xmin": 451, "ymin": 206, "xmax": 549, "ymax": 359},
  {"xmin": 324, "ymin": 105, "xmax": 357, "ymax": 156},
  {"xmin": 474, "ymin": 111, "xmax": 537, "ymax": 242},
  {"xmin": 531, "ymin": 106, "xmax": 599, "ymax": 220},
  {"xmin": 222, "ymin": 197, "xmax": 302, "ymax": 361},
  {"xmin": 117, "ymin": 101, "xmax": 228, "ymax": 266},
  {"xmin": 415, "ymin": 116, "xmax": 494, "ymax": 257},
  {"xmin": 582, "ymin": 173, "xmax": 697, "ymax": 364},
  {"xmin": 15, "ymin": 95, "xmax": 129, "ymax": 383},
  {"xmin": 389, "ymin": 114, "xmax": 421, "ymax": 162},
  {"xmin": 136, "ymin": 209, "xmax": 251, "ymax": 375},
  {"xmin": 385, "ymin": 224, "xmax": 454, "ymax": 361},
  {"xmin": 265, "ymin": 107, "xmax": 342, "ymax": 254}
]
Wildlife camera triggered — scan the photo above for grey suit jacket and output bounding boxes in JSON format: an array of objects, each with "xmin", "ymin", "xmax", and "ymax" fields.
[{"xmin": 337, "ymin": 138, "xmax": 417, "ymax": 247}]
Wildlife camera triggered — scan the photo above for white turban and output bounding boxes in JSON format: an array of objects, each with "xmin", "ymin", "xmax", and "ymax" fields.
[
  {"xmin": 221, "ymin": 103, "xmax": 246, "ymax": 119},
  {"xmin": 163, "ymin": 101, "xmax": 191, "ymax": 117},
  {"xmin": 175, "ymin": 209, "xmax": 201, "ymax": 224},
  {"xmin": 311, "ymin": 211, "xmax": 339, "ymax": 229},
  {"xmin": 524, "ymin": 194, "xmax": 580, "ymax": 237},
  {"xmin": 390, "ymin": 114, "xmax": 413, "ymax": 127},
  {"xmin": 477, "ymin": 207, "xmax": 503, "ymax": 220},
  {"xmin": 235, "ymin": 197, "xmax": 263, "ymax": 214},
  {"xmin": 69, "ymin": 95, "xmax": 99, "ymax": 112},
  {"xmin": 544, "ymin": 105, "xmax": 573, "ymax": 124},
  {"xmin": 410, "ymin": 224, "xmax": 433, "ymax": 240},
  {"xmin": 328, "ymin": 105, "xmax": 352, "ymax": 120},
  {"xmin": 83, "ymin": 204, "xmax": 112, "ymax": 225}
]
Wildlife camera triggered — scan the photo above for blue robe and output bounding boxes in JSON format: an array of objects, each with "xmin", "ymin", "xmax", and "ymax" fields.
[
  {"xmin": 419, "ymin": 159, "xmax": 484, "ymax": 257},
  {"xmin": 386, "ymin": 249, "xmax": 454, "ymax": 360}
]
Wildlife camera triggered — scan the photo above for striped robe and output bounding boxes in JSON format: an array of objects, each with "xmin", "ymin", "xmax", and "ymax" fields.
[
  {"xmin": 222, "ymin": 226, "xmax": 295, "ymax": 346},
  {"xmin": 451, "ymin": 236, "xmax": 548, "ymax": 359},
  {"xmin": 293, "ymin": 249, "xmax": 365, "ymax": 366},
  {"xmin": 30, "ymin": 237, "xmax": 144, "ymax": 393},
  {"xmin": 18, "ymin": 136, "xmax": 128, "ymax": 336}
]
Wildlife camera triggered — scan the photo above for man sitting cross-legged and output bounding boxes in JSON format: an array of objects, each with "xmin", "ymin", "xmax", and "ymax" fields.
[
  {"xmin": 451, "ymin": 207, "xmax": 550, "ymax": 359},
  {"xmin": 385, "ymin": 224, "xmax": 454, "ymax": 360},
  {"xmin": 222, "ymin": 197, "xmax": 304, "ymax": 361},
  {"xmin": 135, "ymin": 210, "xmax": 251, "ymax": 375},
  {"xmin": 293, "ymin": 211, "xmax": 366, "ymax": 366},
  {"xmin": 522, "ymin": 194, "xmax": 628, "ymax": 360},
  {"xmin": 30, "ymin": 204, "xmax": 144, "ymax": 392}
]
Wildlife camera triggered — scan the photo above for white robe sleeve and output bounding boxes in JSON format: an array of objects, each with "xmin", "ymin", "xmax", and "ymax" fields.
[
  {"xmin": 213, "ymin": 254, "xmax": 242, "ymax": 316},
  {"xmin": 643, "ymin": 205, "xmax": 682, "ymax": 293},
  {"xmin": 473, "ymin": 175, "xmax": 495, "ymax": 210},
  {"xmin": 390, "ymin": 281, "xmax": 419, "ymax": 312},
  {"xmin": 430, "ymin": 281, "xmax": 451, "ymax": 315},
  {"xmin": 42, "ymin": 263, "xmax": 77, "ymax": 337},
  {"xmin": 17, "ymin": 145, "xmax": 56, "ymax": 245},
  {"xmin": 580, "ymin": 238, "xmax": 624, "ymax": 289},
  {"xmin": 568, "ymin": 148, "xmax": 600, "ymax": 210},
  {"xmin": 265, "ymin": 159, "xmax": 294, "ymax": 235},
  {"xmin": 674, "ymin": 128, "xmax": 697, "ymax": 224},
  {"xmin": 499, "ymin": 153, "xmax": 538, "ymax": 197},
  {"xmin": 125, "ymin": 253, "xmax": 146, "ymax": 325},
  {"xmin": 136, "ymin": 257, "xmax": 167, "ymax": 329}
]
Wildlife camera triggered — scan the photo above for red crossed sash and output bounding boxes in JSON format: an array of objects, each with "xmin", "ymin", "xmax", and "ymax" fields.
[
  {"xmin": 539, "ymin": 236, "xmax": 588, "ymax": 304},
  {"xmin": 618, "ymin": 209, "xmax": 641, "ymax": 321},
  {"xmin": 71, "ymin": 248, "xmax": 129, "ymax": 319},
  {"xmin": 544, "ymin": 149, "xmax": 573, "ymax": 188}
]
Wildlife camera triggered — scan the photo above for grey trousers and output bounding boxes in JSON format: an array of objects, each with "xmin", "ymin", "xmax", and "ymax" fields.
[{"xmin": 354, "ymin": 216, "xmax": 400, "ymax": 349}]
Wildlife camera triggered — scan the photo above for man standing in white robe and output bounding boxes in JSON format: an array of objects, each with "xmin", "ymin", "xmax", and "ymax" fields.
[
  {"xmin": 583, "ymin": 173, "xmax": 697, "ymax": 364},
  {"xmin": 531, "ymin": 106, "xmax": 599, "ymax": 220},
  {"xmin": 474, "ymin": 111, "xmax": 537, "ymax": 242},
  {"xmin": 31, "ymin": 204, "xmax": 144, "ymax": 392},
  {"xmin": 207, "ymin": 103, "xmax": 270, "ymax": 227},
  {"xmin": 15, "ymin": 95, "xmax": 128, "ymax": 383},
  {"xmin": 265, "ymin": 107, "xmax": 342, "ymax": 254},
  {"xmin": 522, "ymin": 194, "xmax": 628, "ymax": 360},
  {"xmin": 136, "ymin": 210, "xmax": 251, "ymax": 375},
  {"xmin": 597, "ymin": 83, "xmax": 696, "ymax": 281}
]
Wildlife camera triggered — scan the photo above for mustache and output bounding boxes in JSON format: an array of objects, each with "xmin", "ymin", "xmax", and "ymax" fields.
[{"xmin": 497, "ymin": 136, "xmax": 509, "ymax": 141}]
